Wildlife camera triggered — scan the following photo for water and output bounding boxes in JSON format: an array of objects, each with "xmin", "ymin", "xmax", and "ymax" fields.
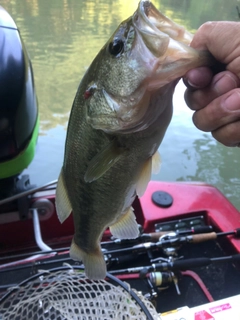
[{"xmin": 2, "ymin": 0, "xmax": 240, "ymax": 208}]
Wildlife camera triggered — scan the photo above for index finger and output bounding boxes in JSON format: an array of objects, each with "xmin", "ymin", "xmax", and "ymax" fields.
[
  {"xmin": 183, "ymin": 66, "xmax": 213, "ymax": 90},
  {"xmin": 184, "ymin": 71, "xmax": 240, "ymax": 111}
]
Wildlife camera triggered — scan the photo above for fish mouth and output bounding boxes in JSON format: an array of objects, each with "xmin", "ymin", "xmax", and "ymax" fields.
[
  {"xmin": 133, "ymin": 0, "xmax": 211, "ymax": 87},
  {"xmin": 134, "ymin": 0, "xmax": 193, "ymax": 46},
  {"xmin": 133, "ymin": 0, "xmax": 193, "ymax": 57}
]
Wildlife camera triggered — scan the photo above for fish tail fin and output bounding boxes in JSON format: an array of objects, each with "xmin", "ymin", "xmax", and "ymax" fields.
[{"xmin": 70, "ymin": 239, "xmax": 106, "ymax": 280}]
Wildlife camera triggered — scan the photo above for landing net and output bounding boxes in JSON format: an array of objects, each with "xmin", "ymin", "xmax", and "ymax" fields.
[{"xmin": 0, "ymin": 266, "xmax": 160, "ymax": 320}]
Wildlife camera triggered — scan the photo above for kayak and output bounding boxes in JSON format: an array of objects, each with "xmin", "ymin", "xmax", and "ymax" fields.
[{"xmin": 0, "ymin": 179, "xmax": 239, "ymax": 319}]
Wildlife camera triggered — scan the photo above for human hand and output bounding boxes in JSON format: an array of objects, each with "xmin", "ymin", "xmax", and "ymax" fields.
[{"xmin": 184, "ymin": 21, "xmax": 240, "ymax": 147}]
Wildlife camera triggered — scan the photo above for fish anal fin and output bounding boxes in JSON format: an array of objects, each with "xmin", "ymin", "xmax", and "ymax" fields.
[
  {"xmin": 110, "ymin": 207, "xmax": 139, "ymax": 239},
  {"xmin": 70, "ymin": 239, "xmax": 106, "ymax": 280},
  {"xmin": 136, "ymin": 157, "xmax": 152, "ymax": 197},
  {"xmin": 84, "ymin": 139, "xmax": 125, "ymax": 183},
  {"xmin": 56, "ymin": 168, "xmax": 72, "ymax": 223},
  {"xmin": 152, "ymin": 150, "xmax": 161, "ymax": 174}
]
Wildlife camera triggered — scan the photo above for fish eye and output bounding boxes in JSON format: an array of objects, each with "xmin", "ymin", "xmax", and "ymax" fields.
[{"xmin": 108, "ymin": 38, "xmax": 124, "ymax": 56}]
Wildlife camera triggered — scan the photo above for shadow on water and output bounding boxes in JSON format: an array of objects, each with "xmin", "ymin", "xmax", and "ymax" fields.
[{"xmin": 2, "ymin": 0, "xmax": 239, "ymax": 130}]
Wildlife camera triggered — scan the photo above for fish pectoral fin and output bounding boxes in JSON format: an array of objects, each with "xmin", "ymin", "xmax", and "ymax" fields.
[
  {"xmin": 136, "ymin": 157, "xmax": 152, "ymax": 197},
  {"xmin": 55, "ymin": 168, "xmax": 72, "ymax": 223},
  {"xmin": 152, "ymin": 150, "xmax": 161, "ymax": 174},
  {"xmin": 70, "ymin": 239, "xmax": 106, "ymax": 280},
  {"xmin": 110, "ymin": 207, "xmax": 139, "ymax": 239},
  {"xmin": 84, "ymin": 139, "xmax": 125, "ymax": 183}
]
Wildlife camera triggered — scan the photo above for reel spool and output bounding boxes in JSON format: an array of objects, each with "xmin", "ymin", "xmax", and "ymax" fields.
[{"xmin": 0, "ymin": 266, "xmax": 160, "ymax": 320}]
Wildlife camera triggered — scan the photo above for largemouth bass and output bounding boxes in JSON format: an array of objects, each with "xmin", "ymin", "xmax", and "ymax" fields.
[{"xmin": 56, "ymin": 0, "xmax": 212, "ymax": 279}]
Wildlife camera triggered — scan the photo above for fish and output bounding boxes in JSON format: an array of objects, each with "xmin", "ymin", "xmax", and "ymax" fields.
[{"xmin": 56, "ymin": 0, "xmax": 212, "ymax": 279}]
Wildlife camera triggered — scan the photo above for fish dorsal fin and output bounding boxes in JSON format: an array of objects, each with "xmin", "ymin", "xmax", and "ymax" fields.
[
  {"xmin": 110, "ymin": 207, "xmax": 139, "ymax": 239},
  {"xmin": 136, "ymin": 157, "xmax": 152, "ymax": 197},
  {"xmin": 152, "ymin": 150, "xmax": 161, "ymax": 174},
  {"xmin": 55, "ymin": 168, "xmax": 72, "ymax": 223},
  {"xmin": 84, "ymin": 139, "xmax": 124, "ymax": 183}
]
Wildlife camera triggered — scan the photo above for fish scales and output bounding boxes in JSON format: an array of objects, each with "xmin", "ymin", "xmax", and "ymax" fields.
[
  {"xmin": 64, "ymin": 87, "xmax": 172, "ymax": 248},
  {"xmin": 56, "ymin": 0, "xmax": 213, "ymax": 279}
]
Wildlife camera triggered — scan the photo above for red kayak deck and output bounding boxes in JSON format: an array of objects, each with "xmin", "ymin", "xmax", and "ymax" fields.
[
  {"xmin": 1, "ymin": 180, "xmax": 240, "ymax": 314},
  {"xmin": 0, "ymin": 181, "xmax": 240, "ymax": 257},
  {"xmin": 139, "ymin": 181, "xmax": 240, "ymax": 253}
]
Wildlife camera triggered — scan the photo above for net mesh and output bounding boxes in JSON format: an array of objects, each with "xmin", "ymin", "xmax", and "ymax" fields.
[{"xmin": 0, "ymin": 268, "xmax": 160, "ymax": 320}]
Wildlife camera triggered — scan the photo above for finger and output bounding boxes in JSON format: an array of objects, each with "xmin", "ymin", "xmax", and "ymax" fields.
[
  {"xmin": 212, "ymin": 121, "xmax": 240, "ymax": 147},
  {"xmin": 183, "ymin": 67, "xmax": 213, "ymax": 90},
  {"xmin": 185, "ymin": 71, "xmax": 240, "ymax": 111},
  {"xmin": 192, "ymin": 88, "xmax": 240, "ymax": 132}
]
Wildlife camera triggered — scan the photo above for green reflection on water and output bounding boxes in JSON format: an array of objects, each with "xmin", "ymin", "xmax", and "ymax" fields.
[
  {"xmin": 3, "ymin": 0, "xmax": 239, "ymax": 131},
  {"xmin": 2, "ymin": 0, "xmax": 240, "ymax": 209}
]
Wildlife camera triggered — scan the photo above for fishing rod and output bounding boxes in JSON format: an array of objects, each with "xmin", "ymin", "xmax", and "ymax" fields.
[
  {"xmin": 1, "ymin": 251, "xmax": 240, "ymax": 300},
  {"xmin": 109, "ymin": 253, "xmax": 240, "ymax": 275},
  {"xmin": 0, "ymin": 227, "xmax": 211, "ymax": 262},
  {"xmin": 102, "ymin": 226, "xmax": 240, "ymax": 248},
  {"xmin": 1, "ymin": 226, "xmax": 240, "ymax": 267},
  {"xmin": 2, "ymin": 239, "xmax": 239, "ymax": 276},
  {"xmin": 104, "ymin": 227, "xmax": 240, "ymax": 257},
  {"xmin": 101, "ymin": 225, "xmax": 215, "ymax": 246},
  {"xmin": 0, "ymin": 226, "xmax": 209, "ymax": 263},
  {"xmin": 0, "ymin": 256, "xmax": 74, "ymax": 274},
  {"xmin": 0, "ymin": 180, "xmax": 57, "ymax": 206}
]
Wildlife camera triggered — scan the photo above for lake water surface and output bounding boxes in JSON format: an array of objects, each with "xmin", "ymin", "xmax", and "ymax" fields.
[{"xmin": 2, "ymin": 0, "xmax": 240, "ymax": 208}]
